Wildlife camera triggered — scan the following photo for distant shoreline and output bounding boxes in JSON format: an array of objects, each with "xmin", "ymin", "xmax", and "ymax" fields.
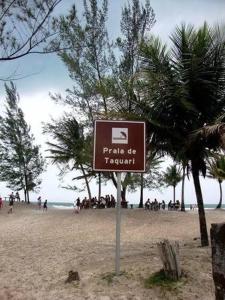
[{"xmin": 2, "ymin": 199, "xmax": 224, "ymax": 211}]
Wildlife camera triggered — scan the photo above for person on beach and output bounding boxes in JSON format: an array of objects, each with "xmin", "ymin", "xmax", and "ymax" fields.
[
  {"xmin": 74, "ymin": 197, "xmax": 80, "ymax": 214},
  {"xmin": 8, "ymin": 193, "xmax": 14, "ymax": 213},
  {"xmin": 43, "ymin": 200, "xmax": 47, "ymax": 212},
  {"xmin": 145, "ymin": 199, "xmax": 150, "ymax": 210},
  {"xmin": 15, "ymin": 191, "xmax": 20, "ymax": 202},
  {"xmin": 175, "ymin": 200, "xmax": 180, "ymax": 210},
  {"xmin": 0, "ymin": 196, "xmax": 3, "ymax": 209},
  {"xmin": 168, "ymin": 200, "xmax": 172, "ymax": 210},
  {"xmin": 37, "ymin": 196, "xmax": 42, "ymax": 209},
  {"xmin": 9, "ymin": 192, "xmax": 14, "ymax": 201}
]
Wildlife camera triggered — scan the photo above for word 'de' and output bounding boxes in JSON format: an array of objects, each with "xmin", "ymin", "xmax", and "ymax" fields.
[{"xmin": 103, "ymin": 147, "xmax": 136, "ymax": 155}]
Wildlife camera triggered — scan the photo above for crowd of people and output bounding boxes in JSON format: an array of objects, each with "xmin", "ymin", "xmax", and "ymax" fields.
[
  {"xmin": 144, "ymin": 198, "xmax": 166, "ymax": 210},
  {"xmin": 168, "ymin": 200, "xmax": 181, "ymax": 210},
  {"xmin": 144, "ymin": 198, "xmax": 181, "ymax": 211},
  {"xmin": 73, "ymin": 194, "xmax": 116, "ymax": 213},
  {"xmin": 0, "ymin": 192, "xmax": 49, "ymax": 213},
  {"xmin": 0, "ymin": 192, "xmax": 21, "ymax": 213},
  {"xmin": 190, "ymin": 204, "xmax": 198, "ymax": 210},
  {"xmin": 73, "ymin": 196, "xmax": 184, "ymax": 213},
  {"xmin": 8, "ymin": 192, "xmax": 21, "ymax": 202},
  {"xmin": 0, "ymin": 191, "xmax": 196, "ymax": 214}
]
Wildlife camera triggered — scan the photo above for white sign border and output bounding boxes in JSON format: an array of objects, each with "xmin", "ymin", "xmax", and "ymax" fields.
[{"xmin": 93, "ymin": 120, "xmax": 146, "ymax": 173}]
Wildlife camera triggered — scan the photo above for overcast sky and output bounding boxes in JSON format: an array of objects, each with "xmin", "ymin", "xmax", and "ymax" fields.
[{"xmin": 0, "ymin": 0, "xmax": 225, "ymax": 204}]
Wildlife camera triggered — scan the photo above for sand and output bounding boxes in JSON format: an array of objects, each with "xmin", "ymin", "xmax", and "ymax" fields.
[{"xmin": 0, "ymin": 202, "xmax": 224, "ymax": 300}]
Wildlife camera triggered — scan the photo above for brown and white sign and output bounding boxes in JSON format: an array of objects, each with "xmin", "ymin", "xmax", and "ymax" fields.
[{"xmin": 93, "ymin": 120, "xmax": 146, "ymax": 172}]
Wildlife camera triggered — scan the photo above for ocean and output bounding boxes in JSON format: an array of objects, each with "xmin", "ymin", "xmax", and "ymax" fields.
[{"xmin": 37, "ymin": 202, "xmax": 225, "ymax": 210}]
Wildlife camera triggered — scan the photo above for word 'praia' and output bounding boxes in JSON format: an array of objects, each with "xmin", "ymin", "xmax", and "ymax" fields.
[
  {"xmin": 104, "ymin": 157, "xmax": 135, "ymax": 165},
  {"xmin": 103, "ymin": 147, "xmax": 136, "ymax": 155}
]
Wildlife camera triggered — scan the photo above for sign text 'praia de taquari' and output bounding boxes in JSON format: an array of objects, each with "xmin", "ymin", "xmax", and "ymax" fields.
[{"xmin": 93, "ymin": 120, "xmax": 145, "ymax": 172}]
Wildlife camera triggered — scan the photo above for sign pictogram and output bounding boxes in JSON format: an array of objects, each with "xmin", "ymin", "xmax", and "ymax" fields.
[
  {"xmin": 93, "ymin": 120, "xmax": 146, "ymax": 172},
  {"xmin": 112, "ymin": 128, "xmax": 128, "ymax": 144}
]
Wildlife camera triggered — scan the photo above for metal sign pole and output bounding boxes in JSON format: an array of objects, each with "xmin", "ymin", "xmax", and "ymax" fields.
[{"xmin": 115, "ymin": 172, "xmax": 122, "ymax": 276}]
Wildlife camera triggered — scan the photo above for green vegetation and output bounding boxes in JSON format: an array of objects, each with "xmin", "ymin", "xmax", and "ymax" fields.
[
  {"xmin": 43, "ymin": 114, "xmax": 93, "ymax": 199},
  {"xmin": 162, "ymin": 165, "xmax": 182, "ymax": 204},
  {"xmin": 144, "ymin": 270, "xmax": 183, "ymax": 290},
  {"xmin": 139, "ymin": 22, "xmax": 225, "ymax": 246},
  {"xmin": 101, "ymin": 272, "xmax": 116, "ymax": 285},
  {"xmin": 0, "ymin": 83, "xmax": 45, "ymax": 203},
  {"xmin": 207, "ymin": 154, "xmax": 225, "ymax": 209},
  {"xmin": 1, "ymin": 0, "xmax": 225, "ymax": 249},
  {"xmin": 101, "ymin": 271, "xmax": 128, "ymax": 285},
  {"xmin": 0, "ymin": 1, "xmax": 63, "ymax": 75},
  {"xmin": 47, "ymin": 0, "xmax": 160, "ymax": 204},
  {"xmin": 47, "ymin": 1, "xmax": 225, "ymax": 246}
]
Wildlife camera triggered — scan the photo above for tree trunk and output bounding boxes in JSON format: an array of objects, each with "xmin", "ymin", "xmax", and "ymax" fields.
[
  {"xmin": 111, "ymin": 172, "xmax": 117, "ymax": 189},
  {"xmin": 157, "ymin": 239, "xmax": 181, "ymax": 280},
  {"xmin": 23, "ymin": 188, "xmax": 27, "ymax": 203},
  {"xmin": 121, "ymin": 186, "xmax": 126, "ymax": 201},
  {"xmin": 173, "ymin": 185, "xmax": 176, "ymax": 204},
  {"xmin": 139, "ymin": 173, "xmax": 144, "ymax": 208},
  {"xmin": 191, "ymin": 162, "xmax": 209, "ymax": 247},
  {"xmin": 216, "ymin": 180, "xmax": 223, "ymax": 209},
  {"xmin": 80, "ymin": 164, "xmax": 92, "ymax": 200},
  {"xmin": 24, "ymin": 172, "xmax": 28, "ymax": 203},
  {"xmin": 122, "ymin": 173, "xmax": 130, "ymax": 202},
  {"xmin": 98, "ymin": 172, "xmax": 101, "ymax": 201},
  {"xmin": 181, "ymin": 164, "xmax": 186, "ymax": 211},
  {"xmin": 27, "ymin": 190, "xmax": 30, "ymax": 204},
  {"xmin": 210, "ymin": 223, "xmax": 225, "ymax": 299}
]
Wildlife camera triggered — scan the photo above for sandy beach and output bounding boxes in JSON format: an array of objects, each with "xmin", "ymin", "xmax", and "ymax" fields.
[{"xmin": 0, "ymin": 202, "xmax": 224, "ymax": 300}]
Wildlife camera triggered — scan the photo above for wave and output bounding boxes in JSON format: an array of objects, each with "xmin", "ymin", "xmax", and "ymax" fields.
[
  {"xmin": 48, "ymin": 202, "xmax": 225, "ymax": 210},
  {"xmin": 52, "ymin": 205, "xmax": 73, "ymax": 210}
]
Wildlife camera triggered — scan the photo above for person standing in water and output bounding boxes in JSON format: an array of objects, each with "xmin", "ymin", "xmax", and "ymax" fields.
[{"xmin": 43, "ymin": 199, "xmax": 47, "ymax": 212}]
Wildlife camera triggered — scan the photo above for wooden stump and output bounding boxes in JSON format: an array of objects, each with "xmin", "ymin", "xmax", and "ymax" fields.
[
  {"xmin": 210, "ymin": 223, "xmax": 225, "ymax": 300},
  {"xmin": 65, "ymin": 271, "xmax": 80, "ymax": 283},
  {"xmin": 157, "ymin": 239, "xmax": 181, "ymax": 280}
]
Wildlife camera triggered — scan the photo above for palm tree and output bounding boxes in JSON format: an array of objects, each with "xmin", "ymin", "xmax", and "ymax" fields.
[
  {"xmin": 43, "ymin": 114, "xmax": 93, "ymax": 200},
  {"xmin": 180, "ymin": 160, "xmax": 192, "ymax": 212},
  {"xmin": 194, "ymin": 115, "xmax": 225, "ymax": 209},
  {"xmin": 207, "ymin": 154, "xmax": 225, "ymax": 209},
  {"xmin": 173, "ymin": 154, "xmax": 189, "ymax": 212},
  {"xmin": 193, "ymin": 114, "xmax": 225, "ymax": 150},
  {"xmin": 139, "ymin": 23, "xmax": 225, "ymax": 246},
  {"xmin": 163, "ymin": 164, "xmax": 182, "ymax": 204},
  {"xmin": 139, "ymin": 153, "xmax": 164, "ymax": 208}
]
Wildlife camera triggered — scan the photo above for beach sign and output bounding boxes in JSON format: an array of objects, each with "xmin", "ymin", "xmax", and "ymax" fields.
[
  {"xmin": 93, "ymin": 120, "xmax": 146, "ymax": 172},
  {"xmin": 93, "ymin": 119, "xmax": 146, "ymax": 275}
]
